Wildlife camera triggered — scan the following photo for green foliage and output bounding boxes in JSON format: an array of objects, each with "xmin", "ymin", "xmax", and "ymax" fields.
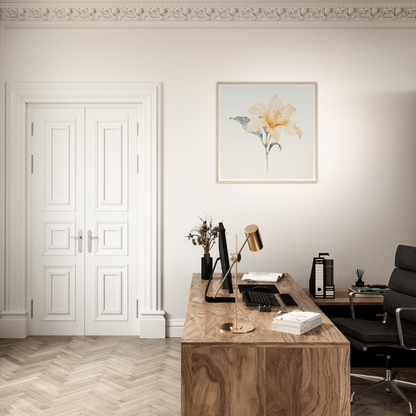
[
  {"xmin": 268, "ymin": 142, "xmax": 282, "ymax": 154},
  {"xmin": 230, "ymin": 116, "xmax": 263, "ymax": 140}
]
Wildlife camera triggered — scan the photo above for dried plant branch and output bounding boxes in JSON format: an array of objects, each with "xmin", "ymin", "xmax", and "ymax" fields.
[{"xmin": 185, "ymin": 215, "xmax": 219, "ymax": 265}]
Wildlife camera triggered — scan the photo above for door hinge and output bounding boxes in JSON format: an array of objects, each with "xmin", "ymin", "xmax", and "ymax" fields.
[
  {"xmin": 31, "ymin": 155, "xmax": 34, "ymax": 173},
  {"xmin": 31, "ymin": 299, "xmax": 33, "ymax": 318},
  {"xmin": 31, "ymin": 122, "xmax": 34, "ymax": 136},
  {"xmin": 137, "ymin": 122, "xmax": 139, "ymax": 136},
  {"xmin": 136, "ymin": 300, "xmax": 139, "ymax": 318},
  {"xmin": 137, "ymin": 155, "xmax": 139, "ymax": 173}
]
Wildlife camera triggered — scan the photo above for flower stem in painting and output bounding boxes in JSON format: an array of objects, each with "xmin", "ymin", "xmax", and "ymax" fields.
[{"xmin": 265, "ymin": 145, "xmax": 269, "ymax": 174}]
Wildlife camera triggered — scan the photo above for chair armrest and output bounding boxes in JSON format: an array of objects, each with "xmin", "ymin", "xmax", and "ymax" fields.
[
  {"xmin": 395, "ymin": 308, "xmax": 416, "ymax": 351},
  {"xmin": 349, "ymin": 290, "xmax": 387, "ymax": 319}
]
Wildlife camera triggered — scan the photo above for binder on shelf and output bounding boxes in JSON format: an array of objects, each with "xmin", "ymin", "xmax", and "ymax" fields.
[{"xmin": 309, "ymin": 253, "xmax": 335, "ymax": 299}]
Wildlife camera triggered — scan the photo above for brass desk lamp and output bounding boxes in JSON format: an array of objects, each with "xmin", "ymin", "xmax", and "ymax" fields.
[{"xmin": 213, "ymin": 224, "xmax": 263, "ymax": 334}]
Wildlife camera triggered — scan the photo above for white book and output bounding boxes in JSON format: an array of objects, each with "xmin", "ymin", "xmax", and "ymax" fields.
[
  {"xmin": 272, "ymin": 319, "xmax": 321, "ymax": 335},
  {"xmin": 242, "ymin": 271, "xmax": 284, "ymax": 283},
  {"xmin": 273, "ymin": 316, "xmax": 321, "ymax": 330},
  {"xmin": 272, "ymin": 311, "xmax": 321, "ymax": 328}
]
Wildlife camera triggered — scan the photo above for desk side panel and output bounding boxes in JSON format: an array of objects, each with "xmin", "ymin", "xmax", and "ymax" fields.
[
  {"xmin": 182, "ymin": 344, "xmax": 231, "ymax": 415},
  {"xmin": 301, "ymin": 345, "xmax": 350, "ymax": 416},
  {"xmin": 265, "ymin": 347, "xmax": 303, "ymax": 415},
  {"xmin": 229, "ymin": 347, "xmax": 266, "ymax": 415},
  {"xmin": 182, "ymin": 344, "xmax": 350, "ymax": 416},
  {"xmin": 181, "ymin": 344, "xmax": 266, "ymax": 416}
]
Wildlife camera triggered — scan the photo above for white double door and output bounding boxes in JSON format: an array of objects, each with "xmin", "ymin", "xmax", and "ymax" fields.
[{"xmin": 30, "ymin": 105, "xmax": 139, "ymax": 335}]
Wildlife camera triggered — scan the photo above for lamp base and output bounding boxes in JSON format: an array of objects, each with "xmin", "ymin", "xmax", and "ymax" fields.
[{"xmin": 218, "ymin": 322, "xmax": 255, "ymax": 334}]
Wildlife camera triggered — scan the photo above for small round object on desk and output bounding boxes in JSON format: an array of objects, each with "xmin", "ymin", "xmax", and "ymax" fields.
[{"xmin": 258, "ymin": 304, "xmax": 271, "ymax": 312}]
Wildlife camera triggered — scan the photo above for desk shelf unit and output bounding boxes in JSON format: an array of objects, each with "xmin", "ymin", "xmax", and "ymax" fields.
[{"xmin": 304, "ymin": 288, "xmax": 385, "ymax": 321}]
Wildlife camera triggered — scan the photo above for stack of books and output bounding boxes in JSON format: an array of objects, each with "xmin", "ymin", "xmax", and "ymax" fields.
[
  {"xmin": 349, "ymin": 285, "xmax": 388, "ymax": 297},
  {"xmin": 271, "ymin": 311, "xmax": 321, "ymax": 335}
]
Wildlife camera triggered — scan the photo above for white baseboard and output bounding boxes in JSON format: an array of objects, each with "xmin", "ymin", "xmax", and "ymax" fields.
[
  {"xmin": 0, "ymin": 311, "xmax": 29, "ymax": 338},
  {"xmin": 0, "ymin": 310, "xmax": 184, "ymax": 339},
  {"xmin": 139, "ymin": 310, "xmax": 166, "ymax": 338},
  {"xmin": 167, "ymin": 319, "xmax": 184, "ymax": 338}
]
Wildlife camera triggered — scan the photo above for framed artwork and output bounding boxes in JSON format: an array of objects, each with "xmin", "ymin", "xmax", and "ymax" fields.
[{"xmin": 217, "ymin": 82, "xmax": 317, "ymax": 183}]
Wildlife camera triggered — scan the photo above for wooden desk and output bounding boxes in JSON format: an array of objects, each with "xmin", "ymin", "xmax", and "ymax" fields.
[{"xmin": 182, "ymin": 273, "xmax": 350, "ymax": 416}]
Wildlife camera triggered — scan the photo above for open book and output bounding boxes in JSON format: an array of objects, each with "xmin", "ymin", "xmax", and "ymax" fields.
[{"xmin": 242, "ymin": 272, "xmax": 284, "ymax": 283}]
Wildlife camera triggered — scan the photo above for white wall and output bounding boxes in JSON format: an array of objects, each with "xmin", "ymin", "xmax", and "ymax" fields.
[{"xmin": 4, "ymin": 25, "xmax": 416, "ymax": 328}]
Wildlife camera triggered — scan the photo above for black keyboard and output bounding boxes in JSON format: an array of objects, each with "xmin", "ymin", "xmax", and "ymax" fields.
[{"xmin": 243, "ymin": 291, "xmax": 280, "ymax": 307}]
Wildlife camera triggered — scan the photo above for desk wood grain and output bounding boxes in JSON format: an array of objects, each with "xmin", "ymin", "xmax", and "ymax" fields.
[{"xmin": 181, "ymin": 273, "xmax": 350, "ymax": 416}]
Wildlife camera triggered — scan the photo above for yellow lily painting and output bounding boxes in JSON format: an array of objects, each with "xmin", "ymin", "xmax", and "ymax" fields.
[{"xmin": 231, "ymin": 94, "xmax": 302, "ymax": 173}]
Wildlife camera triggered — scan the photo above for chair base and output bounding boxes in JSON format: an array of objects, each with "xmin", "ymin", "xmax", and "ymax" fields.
[{"xmin": 351, "ymin": 358, "xmax": 416, "ymax": 415}]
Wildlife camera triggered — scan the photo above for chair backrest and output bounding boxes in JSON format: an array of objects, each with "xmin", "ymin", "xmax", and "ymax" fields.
[{"xmin": 384, "ymin": 245, "xmax": 416, "ymax": 331}]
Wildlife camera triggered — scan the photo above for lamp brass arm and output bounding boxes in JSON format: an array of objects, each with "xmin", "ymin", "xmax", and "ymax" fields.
[
  {"xmin": 395, "ymin": 308, "xmax": 416, "ymax": 351},
  {"xmin": 212, "ymin": 234, "xmax": 250, "ymax": 299},
  {"xmin": 349, "ymin": 290, "xmax": 388, "ymax": 319}
]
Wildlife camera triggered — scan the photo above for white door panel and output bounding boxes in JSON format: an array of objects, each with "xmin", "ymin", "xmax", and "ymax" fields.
[
  {"xmin": 30, "ymin": 106, "xmax": 138, "ymax": 336},
  {"xmin": 85, "ymin": 108, "xmax": 138, "ymax": 335},
  {"xmin": 31, "ymin": 107, "xmax": 85, "ymax": 335},
  {"xmin": 44, "ymin": 121, "xmax": 76, "ymax": 211},
  {"xmin": 95, "ymin": 221, "xmax": 128, "ymax": 256},
  {"xmin": 95, "ymin": 120, "xmax": 129, "ymax": 211},
  {"xmin": 43, "ymin": 265, "xmax": 77, "ymax": 321}
]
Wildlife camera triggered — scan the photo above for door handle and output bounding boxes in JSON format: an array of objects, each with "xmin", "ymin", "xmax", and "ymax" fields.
[
  {"xmin": 71, "ymin": 230, "xmax": 83, "ymax": 253},
  {"xmin": 88, "ymin": 230, "xmax": 98, "ymax": 253}
]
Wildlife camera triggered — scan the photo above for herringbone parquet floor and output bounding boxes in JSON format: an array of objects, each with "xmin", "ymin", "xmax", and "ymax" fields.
[
  {"xmin": 1, "ymin": 337, "xmax": 416, "ymax": 416},
  {"xmin": 0, "ymin": 337, "xmax": 181, "ymax": 416}
]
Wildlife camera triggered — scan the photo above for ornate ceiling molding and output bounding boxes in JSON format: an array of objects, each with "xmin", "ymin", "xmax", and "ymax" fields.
[{"xmin": 0, "ymin": 4, "xmax": 415, "ymax": 22}]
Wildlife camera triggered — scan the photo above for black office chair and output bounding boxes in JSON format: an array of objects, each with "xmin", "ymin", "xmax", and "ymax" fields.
[{"xmin": 332, "ymin": 245, "xmax": 416, "ymax": 415}]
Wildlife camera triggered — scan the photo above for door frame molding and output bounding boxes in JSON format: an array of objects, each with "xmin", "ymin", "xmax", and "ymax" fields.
[{"xmin": 3, "ymin": 82, "xmax": 165, "ymax": 338}]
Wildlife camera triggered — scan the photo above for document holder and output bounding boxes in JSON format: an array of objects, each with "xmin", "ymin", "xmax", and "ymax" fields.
[{"xmin": 309, "ymin": 253, "xmax": 335, "ymax": 299}]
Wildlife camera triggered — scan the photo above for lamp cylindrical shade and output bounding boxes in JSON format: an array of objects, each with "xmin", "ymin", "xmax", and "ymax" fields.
[{"xmin": 244, "ymin": 224, "xmax": 263, "ymax": 252}]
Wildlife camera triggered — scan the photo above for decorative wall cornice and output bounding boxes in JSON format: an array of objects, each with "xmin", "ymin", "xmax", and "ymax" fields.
[{"xmin": 0, "ymin": 4, "xmax": 415, "ymax": 22}]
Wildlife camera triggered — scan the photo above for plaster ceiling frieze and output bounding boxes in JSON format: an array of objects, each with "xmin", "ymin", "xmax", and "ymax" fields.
[{"xmin": 0, "ymin": 4, "xmax": 415, "ymax": 21}]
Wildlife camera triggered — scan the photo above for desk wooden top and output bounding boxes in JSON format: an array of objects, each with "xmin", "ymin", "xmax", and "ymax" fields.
[
  {"xmin": 303, "ymin": 288, "xmax": 384, "ymax": 306},
  {"xmin": 182, "ymin": 273, "xmax": 349, "ymax": 346}
]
